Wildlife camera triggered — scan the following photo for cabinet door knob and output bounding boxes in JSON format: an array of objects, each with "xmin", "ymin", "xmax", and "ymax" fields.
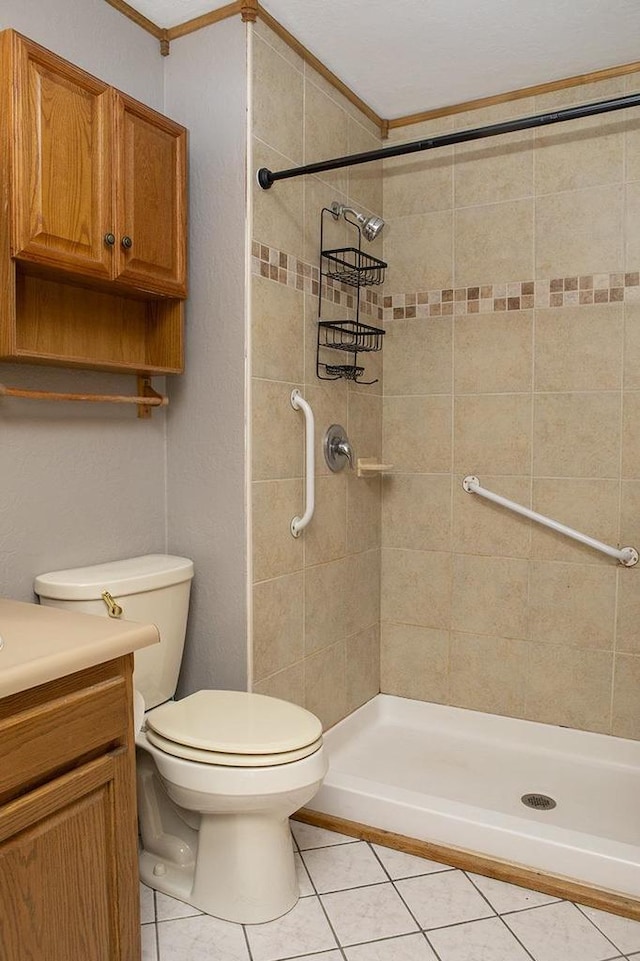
[
  {"xmin": 104, "ymin": 232, "xmax": 115, "ymax": 246},
  {"xmin": 121, "ymin": 235, "xmax": 133, "ymax": 250}
]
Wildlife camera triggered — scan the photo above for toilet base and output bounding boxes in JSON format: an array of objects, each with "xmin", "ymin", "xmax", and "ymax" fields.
[{"xmin": 140, "ymin": 811, "xmax": 299, "ymax": 924}]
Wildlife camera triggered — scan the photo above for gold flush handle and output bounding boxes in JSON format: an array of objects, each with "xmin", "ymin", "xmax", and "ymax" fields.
[{"xmin": 101, "ymin": 590, "xmax": 123, "ymax": 618}]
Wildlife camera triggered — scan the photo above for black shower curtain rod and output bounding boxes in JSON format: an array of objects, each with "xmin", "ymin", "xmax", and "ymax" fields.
[{"xmin": 257, "ymin": 91, "xmax": 640, "ymax": 190}]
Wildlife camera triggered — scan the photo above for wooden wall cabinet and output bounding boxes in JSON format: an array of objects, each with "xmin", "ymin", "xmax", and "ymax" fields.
[
  {"xmin": 0, "ymin": 657, "xmax": 141, "ymax": 961},
  {"xmin": 0, "ymin": 30, "xmax": 187, "ymax": 374}
]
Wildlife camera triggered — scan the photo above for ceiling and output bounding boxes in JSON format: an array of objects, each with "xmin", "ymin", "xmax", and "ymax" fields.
[{"xmin": 123, "ymin": 0, "xmax": 640, "ymax": 119}]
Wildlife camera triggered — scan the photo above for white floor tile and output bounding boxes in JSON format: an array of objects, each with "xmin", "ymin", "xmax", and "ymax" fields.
[
  {"xmin": 289, "ymin": 954, "xmax": 343, "ymax": 961},
  {"xmin": 141, "ymin": 924, "xmax": 158, "ymax": 961},
  {"xmin": 372, "ymin": 844, "xmax": 454, "ymax": 880},
  {"xmin": 295, "ymin": 852, "xmax": 315, "ymax": 896},
  {"xmin": 466, "ymin": 872, "xmax": 561, "ymax": 913},
  {"xmin": 291, "ymin": 820, "xmax": 359, "ymax": 850},
  {"xmin": 155, "ymin": 891, "xmax": 202, "ymax": 921},
  {"xmin": 577, "ymin": 904, "xmax": 640, "ymax": 954},
  {"xmin": 344, "ymin": 932, "xmax": 439, "ymax": 960},
  {"xmin": 244, "ymin": 895, "xmax": 338, "ymax": 961},
  {"xmin": 503, "ymin": 901, "xmax": 620, "ymax": 961},
  {"xmin": 302, "ymin": 841, "xmax": 388, "ymax": 893},
  {"xmin": 157, "ymin": 914, "xmax": 250, "ymax": 961},
  {"xmin": 396, "ymin": 870, "xmax": 495, "ymax": 931},
  {"xmin": 321, "ymin": 882, "xmax": 419, "ymax": 946},
  {"xmin": 140, "ymin": 883, "xmax": 156, "ymax": 924},
  {"xmin": 427, "ymin": 916, "xmax": 534, "ymax": 961}
]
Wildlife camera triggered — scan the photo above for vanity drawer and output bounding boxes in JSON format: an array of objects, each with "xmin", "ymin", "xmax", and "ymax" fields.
[{"xmin": 0, "ymin": 658, "xmax": 131, "ymax": 802}]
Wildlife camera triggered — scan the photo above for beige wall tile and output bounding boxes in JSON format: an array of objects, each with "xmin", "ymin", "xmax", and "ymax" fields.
[
  {"xmin": 529, "ymin": 561, "xmax": 616, "ymax": 649},
  {"xmin": 303, "ymin": 176, "xmax": 350, "ymax": 264},
  {"xmin": 384, "ymin": 317, "xmax": 452, "ymax": 396},
  {"xmin": 304, "ymin": 557, "xmax": 350, "ymax": 655},
  {"xmin": 382, "ymin": 473, "xmax": 452, "ymax": 552},
  {"xmin": 454, "ymin": 311, "xmax": 533, "ymax": 394},
  {"xmin": 304, "ymin": 79, "xmax": 349, "ymax": 196},
  {"xmin": 535, "ymin": 184, "xmax": 624, "ymax": 278},
  {"xmin": 615, "ymin": 566, "xmax": 640, "ymax": 653},
  {"xmin": 381, "ymin": 548, "xmax": 451, "ymax": 629},
  {"xmin": 253, "ymin": 35, "xmax": 303, "ymax": 163},
  {"xmin": 623, "ymin": 305, "xmax": 640, "ymax": 390},
  {"xmin": 253, "ymin": 479, "xmax": 303, "ymax": 581},
  {"xmin": 253, "ymin": 17, "xmax": 304, "ymax": 71},
  {"xmin": 347, "ymin": 118, "xmax": 383, "ymax": 217},
  {"xmin": 384, "ymin": 210, "xmax": 453, "ymax": 292},
  {"xmin": 253, "ymin": 572, "xmax": 304, "ymax": 681},
  {"xmin": 453, "ymin": 473, "xmax": 531, "ymax": 558},
  {"xmin": 347, "ymin": 472, "xmax": 382, "ymax": 554},
  {"xmin": 252, "ymin": 660, "xmax": 305, "ymax": 706},
  {"xmin": 625, "ymin": 113, "xmax": 640, "ymax": 182},
  {"xmin": 304, "ymin": 473, "xmax": 347, "ymax": 567},
  {"xmin": 450, "ymin": 633, "xmax": 527, "ymax": 716},
  {"xmin": 535, "ymin": 78, "xmax": 625, "ymax": 112},
  {"xmin": 454, "ymin": 394, "xmax": 531, "ymax": 475},
  {"xmin": 612, "ymin": 654, "xmax": 640, "ymax": 738},
  {"xmin": 622, "ymin": 391, "xmax": 640, "ymax": 477},
  {"xmin": 253, "ymin": 139, "xmax": 304, "ymax": 254},
  {"xmin": 531, "ymin": 478, "xmax": 620, "ymax": 565},
  {"xmin": 454, "ymin": 199, "xmax": 534, "ymax": 288},
  {"xmin": 252, "ymin": 378, "xmax": 303, "ymax": 481},
  {"xmin": 534, "ymin": 304, "xmax": 623, "ymax": 392},
  {"xmin": 305, "ymin": 62, "xmax": 380, "ymax": 138},
  {"xmin": 304, "ymin": 639, "xmax": 348, "ymax": 729},
  {"xmin": 525, "ymin": 644, "xmax": 613, "ymax": 733},
  {"xmin": 252, "ymin": 276, "xmax": 304, "ymax": 382},
  {"xmin": 304, "ymin": 381, "xmax": 348, "ymax": 476},
  {"xmin": 626, "ymin": 181, "xmax": 640, "ymax": 269},
  {"xmin": 533, "ymin": 392, "xmax": 621, "ymax": 478},
  {"xmin": 348, "ymin": 392, "xmax": 382, "ymax": 462},
  {"xmin": 454, "ymin": 130, "xmax": 533, "ymax": 208},
  {"xmin": 620, "ymin": 479, "xmax": 640, "ymax": 552},
  {"xmin": 384, "ymin": 127, "xmax": 453, "ymax": 217},
  {"xmin": 454, "ymin": 98, "xmax": 536, "ymax": 129},
  {"xmin": 346, "ymin": 624, "xmax": 380, "ymax": 712},
  {"xmin": 384, "ymin": 395, "xmax": 452, "ymax": 473},
  {"xmin": 451, "ymin": 553, "xmax": 529, "ymax": 639},
  {"xmin": 380, "ymin": 623, "xmax": 449, "ymax": 703},
  {"xmin": 347, "ymin": 549, "xmax": 381, "ymax": 637},
  {"xmin": 535, "ymin": 114, "xmax": 624, "ymax": 194}
]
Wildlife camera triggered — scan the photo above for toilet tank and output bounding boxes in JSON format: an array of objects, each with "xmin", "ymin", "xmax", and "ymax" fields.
[{"xmin": 34, "ymin": 555, "xmax": 194, "ymax": 709}]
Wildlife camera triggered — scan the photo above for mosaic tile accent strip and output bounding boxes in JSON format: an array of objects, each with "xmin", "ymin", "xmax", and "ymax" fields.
[
  {"xmin": 252, "ymin": 242, "xmax": 640, "ymax": 321},
  {"xmin": 383, "ymin": 273, "xmax": 640, "ymax": 320},
  {"xmin": 251, "ymin": 242, "xmax": 383, "ymax": 320}
]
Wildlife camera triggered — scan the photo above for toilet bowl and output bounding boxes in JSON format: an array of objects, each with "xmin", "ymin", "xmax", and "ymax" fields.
[{"xmin": 34, "ymin": 555, "xmax": 327, "ymax": 924}]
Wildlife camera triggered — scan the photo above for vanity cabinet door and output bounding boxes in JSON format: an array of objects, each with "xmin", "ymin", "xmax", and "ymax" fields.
[
  {"xmin": 0, "ymin": 750, "xmax": 140, "ymax": 961},
  {"xmin": 114, "ymin": 93, "xmax": 187, "ymax": 298},
  {"xmin": 11, "ymin": 33, "xmax": 115, "ymax": 282}
]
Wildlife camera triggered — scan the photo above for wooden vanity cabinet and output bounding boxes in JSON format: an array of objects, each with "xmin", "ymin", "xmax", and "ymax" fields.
[
  {"xmin": 0, "ymin": 657, "xmax": 141, "ymax": 961},
  {"xmin": 0, "ymin": 29, "xmax": 187, "ymax": 374}
]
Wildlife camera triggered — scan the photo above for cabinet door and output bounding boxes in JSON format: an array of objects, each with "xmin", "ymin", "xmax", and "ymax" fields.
[
  {"xmin": 12, "ymin": 35, "xmax": 114, "ymax": 280},
  {"xmin": 0, "ymin": 751, "xmax": 140, "ymax": 961},
  {"xmin": 114, "ymin": 94, "xmax": 187, "ymax": 298}
]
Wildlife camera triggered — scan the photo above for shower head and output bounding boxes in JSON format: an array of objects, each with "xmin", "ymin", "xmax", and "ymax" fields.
[{"xmin": 330, "ymin": 201, "xmax": 384, "ymax": 242}]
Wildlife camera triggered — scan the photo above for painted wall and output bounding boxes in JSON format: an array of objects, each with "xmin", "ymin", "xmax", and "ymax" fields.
[
  {"xmin": 249, "ymin": 20, "xmax": 383, "ymax": 727},
  {"xmin": 381, "ymin": 77, "xmax": 640, "ymax": 738},
  {"xmin": 0, "ymin": 0, "xmax": 167, "ymax": 603},
  {"xmin": 163, "ymin": 19, "xmax": 249, "ymax": 694}
]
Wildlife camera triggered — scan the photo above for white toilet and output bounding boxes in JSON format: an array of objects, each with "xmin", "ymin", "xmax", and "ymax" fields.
[{"xmin": 34, "ymin": 554, "xmax": 328, "ymax": 924}]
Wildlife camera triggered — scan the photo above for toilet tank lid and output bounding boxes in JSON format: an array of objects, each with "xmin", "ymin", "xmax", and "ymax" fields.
[{"xmin": 34, "ymin": 554, "xmax": 194, "ymax": 601}]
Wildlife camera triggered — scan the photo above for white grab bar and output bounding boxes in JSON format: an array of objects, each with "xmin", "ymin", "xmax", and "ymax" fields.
[
  {"xmin": 462, "ymin": 475, "xmax": 638, "ymax": 567},
  {"xmin": 291, "ymin": 389, "xmax": 315, "ymax": 537}
]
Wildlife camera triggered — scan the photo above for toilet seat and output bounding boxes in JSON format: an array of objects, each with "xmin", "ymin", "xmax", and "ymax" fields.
[{"xmin": 145, "ymin": 689, "xmax": 323, "ymax": 767}]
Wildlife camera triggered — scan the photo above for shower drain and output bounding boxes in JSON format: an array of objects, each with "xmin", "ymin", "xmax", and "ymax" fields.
[{"xmin": 521, "ymin": 793, "xmax": 557, "ymax": 810}]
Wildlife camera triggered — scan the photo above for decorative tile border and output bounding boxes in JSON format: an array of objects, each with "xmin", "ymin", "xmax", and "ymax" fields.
[
  {"xmin": 252, "ymin": 242, "xmax": 640, "ymax": 322},
  {"xmin": 251, "ymin": 242, "xmax": 383, "ymax": 319}
]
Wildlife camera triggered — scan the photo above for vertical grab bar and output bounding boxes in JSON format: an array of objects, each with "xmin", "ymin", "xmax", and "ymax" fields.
[{"xmin": 290, "ymin": 389, "xmax": 315, "ymax": 537}]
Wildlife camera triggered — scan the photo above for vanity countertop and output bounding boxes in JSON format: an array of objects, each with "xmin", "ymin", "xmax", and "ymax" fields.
[{"xmin": 0, "ymin": 597, "xmax": 158, "ymax": 698}]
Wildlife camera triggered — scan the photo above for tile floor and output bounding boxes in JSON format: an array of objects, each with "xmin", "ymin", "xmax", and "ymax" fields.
[{"xmin": 140, "ymin": 821, "xmax": 640, "ymax": 961}]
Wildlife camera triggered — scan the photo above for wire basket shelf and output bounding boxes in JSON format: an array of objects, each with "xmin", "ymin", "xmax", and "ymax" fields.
[
  {"xmin": 323, "ymin": 364, "xmax": 365, "ymax": 381},
  {"xmin": 318, "ymin": 320, "xmax": 385, "ymax": 353},
  {"xmin": 322, "ymin": 247, "xmax": 387, "ymax": 287}
]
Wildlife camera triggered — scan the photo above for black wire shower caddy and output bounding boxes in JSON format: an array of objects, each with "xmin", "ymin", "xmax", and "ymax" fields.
[{"xmin": 316, "ymin": 207, "xmax": 386, "ymax": 385}]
